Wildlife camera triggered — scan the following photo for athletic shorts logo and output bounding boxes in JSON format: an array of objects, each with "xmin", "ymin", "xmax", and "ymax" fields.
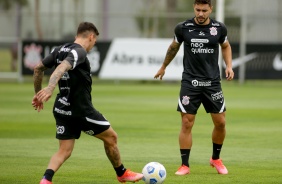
[
  {"xmin": 182, "ymin": 96, "xmax": 190, "ymax": 105},
  {"xmin": 56, "ymin": 126, "xmax": 65, "ymax": 134},
  {"xmin": 211, "ymin": 91, "xmax": 224, "ymax": 102},
  {"xmin": 61, "ymin": 72, "xmax": 70, "ymax": 80},
  {"xmin": 84, "ymin": 130, "xmax": 95, "ymax": 136}
]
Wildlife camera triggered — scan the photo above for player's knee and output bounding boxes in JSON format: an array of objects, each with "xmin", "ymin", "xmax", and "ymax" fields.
[
  {"xmin": 181, "ymin": 120, "xmax": 194, "ymax": 131},
  {"xmin": 181, "ymin": 116, "xmax": 194, "ymax": 129},
  {"xmin": 65, "ymin": 151, "xmax": 72, "ymax": 160},
  {"xmin": 212, "ymin": 113, "xmax": 226, "ymax": 129},
  {"xmin": 104, "ymin": 130, "xmax": 118, "ymax": 146},
  {"xmin": 111, "ymin": 131, "xmax": 118, "ymax": 143},
  {"xmin": 215, "ymin": 120, "xmax": 226, "ymax": 129},
  {"xmin": 58, "ymin": 148, "xmax": 73, "ymax": 160}
]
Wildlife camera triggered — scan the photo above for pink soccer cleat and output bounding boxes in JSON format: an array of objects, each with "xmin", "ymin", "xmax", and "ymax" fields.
[
  {"xmin": 175, "ymin": 164, "xmax": 190, "ymax": 175},
  {"xmin": 39, "ymin": 178, "xmax": 52, "ymax": 184},
  {"xmin": 210, "ymin": 158, "xmax": 228, "ymax": 174},
  {"xmin": 117, "ymin": 169, "xmax": 143, "ymax": 183}
]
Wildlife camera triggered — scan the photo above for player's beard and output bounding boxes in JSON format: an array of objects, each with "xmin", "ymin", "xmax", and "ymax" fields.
[{"xmin": 195, "ymin": 16, "xmax": 209, "ymax": 25}]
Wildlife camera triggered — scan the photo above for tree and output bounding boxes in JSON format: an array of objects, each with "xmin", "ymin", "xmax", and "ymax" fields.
[
  {"xmin": 0, "ymin": 0, "xmax": 28, "ymax": 71},
  {"xmin": 0, "ymin": 0, "xmax": 28, "ymax": 10}
]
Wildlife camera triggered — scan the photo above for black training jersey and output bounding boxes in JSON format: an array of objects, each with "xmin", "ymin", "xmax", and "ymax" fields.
[
  {"xmin": 42, "ymin": 43, "xmax": 95, "ymax": 117},
  {"xmin": 174, "ymin": 18, "xmax": 228, "ymax": 85}
]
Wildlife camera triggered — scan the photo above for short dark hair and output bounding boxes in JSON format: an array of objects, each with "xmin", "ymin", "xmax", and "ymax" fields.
[
  {"xmin": 194, "ymin": 0, "xmax": 211, "ymax": 6},
  {"xmin": 76, "ymin": 22, "xmax": 99, "ymax": 36}
]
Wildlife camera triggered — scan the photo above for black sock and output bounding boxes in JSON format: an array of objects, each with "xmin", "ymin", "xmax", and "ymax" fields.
[
  {"xmin": 212, "ymin": 143, "xmax": 223, "ymax": 160},
  {"xmin": 180, "ymin": 149, "xmax": 190, "ymax": 167},
  {"xmin": 114, "ymin": 164, "xmax": 126, "ymax": 177},
  {"xmin": 42, "ymin": 169, "xmax": 55, "ymax": 182}
]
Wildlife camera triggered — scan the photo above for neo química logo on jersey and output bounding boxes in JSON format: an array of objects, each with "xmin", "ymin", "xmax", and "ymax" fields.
[{"xmin": 190, "ymin": 39, "xmax": 214, "ymax": 54}]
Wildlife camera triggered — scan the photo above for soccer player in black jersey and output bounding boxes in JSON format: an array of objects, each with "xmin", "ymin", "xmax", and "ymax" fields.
[
  {"xmin": 154, "ymin": 0, "xmax": 234, "ymax": 175},
  {"xmin": 32, "ymin": 22, "xmax": 143, "ymax": 184}
]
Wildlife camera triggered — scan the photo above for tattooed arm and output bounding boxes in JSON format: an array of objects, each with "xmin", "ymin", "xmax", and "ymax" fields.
[
  {"xmin": 32, "ymin": 60, "xmax": 72, "ymax": 112},
  {"xmin": 33, "ymin": 62, "xmax": 48, "ymax": 93},
  {"xmin": 32, "ymin": 62, "xmax": 48, "ymax": 112},
  {"xmin": 154, "ymin": 39, "xmax": 181, "ymax": 80}
]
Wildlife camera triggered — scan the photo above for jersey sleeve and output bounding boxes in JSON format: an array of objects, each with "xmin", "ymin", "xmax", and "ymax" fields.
[
  {"xmin": 64, "ymin": 48, "xmax": 87, "ymax": 69},
  {"xmin": 219, "ymin": 23, "xmax": 228, "ymax": 44},
  {"xmin": 174, "ymin": 22, "xmax": 184, "ymax": 43},
  {"xmin": 42, "ymin": 47, "xmax": 59, "ymax": 68}
]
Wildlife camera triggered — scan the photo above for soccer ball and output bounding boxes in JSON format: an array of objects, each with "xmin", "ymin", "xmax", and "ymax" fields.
[{"xmin": 142, "ymin": 162, "xmax": 166, "ymax": 184}]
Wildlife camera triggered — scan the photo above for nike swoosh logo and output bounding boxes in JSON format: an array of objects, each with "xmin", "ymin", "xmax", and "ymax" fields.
[
  {"xmin": 273, "ymin": 53, "xmax": 282, "ymax": 71},
  {"xmin": 189, "ymin": 29, "xmax": 195, "ymax": 32},
  {"xmin": 223, "ymin": 53, "xmax": 258, "ymax": 69}
]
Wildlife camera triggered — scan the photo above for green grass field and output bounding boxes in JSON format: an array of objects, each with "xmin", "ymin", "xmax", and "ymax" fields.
[
  {"xmin": 0, "ymin": 80, "xmax": 282, "ymax": 184},
  {"xmin": 0, "ymin": 49, "xmax": 13, "ymax": 72}
]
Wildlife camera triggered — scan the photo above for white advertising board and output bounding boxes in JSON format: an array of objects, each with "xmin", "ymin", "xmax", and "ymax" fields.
[{"xmin": 99, "ymin": 38, "xmax": 184, "ymax": 80}]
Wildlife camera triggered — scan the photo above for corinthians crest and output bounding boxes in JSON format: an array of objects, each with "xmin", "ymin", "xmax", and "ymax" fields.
[
  {"xmin": 182, "ymin": 96, "xmax": 190, "ymax": 105},
  {"xmin": 24, "ymin": 43, "xmax": 42, "ymax": 70},
  {"xmin": 210, "ymin": 27, "xmax": 217, "ymax": 36}
]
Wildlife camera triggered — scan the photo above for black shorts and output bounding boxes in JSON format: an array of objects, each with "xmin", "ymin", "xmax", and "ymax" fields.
[
  {"xmin": 177, "ymin": 81, "xmax": 226, "ymax": 114},
  {"xmin": 53, "ymin": 110, "xmax": 111, "ymax": 140}
]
